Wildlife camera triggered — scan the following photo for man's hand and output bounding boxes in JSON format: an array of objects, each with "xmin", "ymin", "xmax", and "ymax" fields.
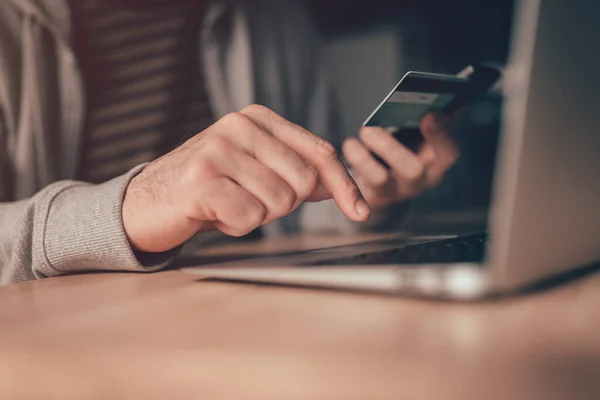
[
  {"xmin": 342, "ymin": 112, "xmax": 460, "ymax": 210},
  {"xmin": 122, "ymin": 105, "xmax": 371, "ymax": 253}
]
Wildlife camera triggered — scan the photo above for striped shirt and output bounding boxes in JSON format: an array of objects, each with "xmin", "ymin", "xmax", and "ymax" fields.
[{"xmin": 70, "ymin": 0, "xmax": 214, "ymax": 183}]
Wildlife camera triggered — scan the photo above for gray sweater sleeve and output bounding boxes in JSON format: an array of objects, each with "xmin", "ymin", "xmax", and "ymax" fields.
[{"xmin": 0, "ymin": 165, "xmax": 177, "ymax": 285}]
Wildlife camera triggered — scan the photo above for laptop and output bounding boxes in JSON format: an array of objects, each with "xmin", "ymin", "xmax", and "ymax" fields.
[{"xmin": 183, "ymin": 0, "xmax": 600, "ymax": 299}]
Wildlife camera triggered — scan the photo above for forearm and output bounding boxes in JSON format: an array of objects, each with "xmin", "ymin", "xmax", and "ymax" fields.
[{"xmin": 0, "ymin": 165, "xmax": 177, "ymax": 285}]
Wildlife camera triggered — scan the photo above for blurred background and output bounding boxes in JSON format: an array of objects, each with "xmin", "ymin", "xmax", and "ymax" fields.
[
  {"xmin": 6, "ymin": 0, "xmax": 516, "ymax": 238},
  {"xmin": 308, "ymin": 0, "xmax": 514, "ymax": 232}
]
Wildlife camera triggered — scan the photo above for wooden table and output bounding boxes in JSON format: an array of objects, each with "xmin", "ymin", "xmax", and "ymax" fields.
[{"xmin": 1, "ymin": 235, "xmax": 599, "ymax": 400}]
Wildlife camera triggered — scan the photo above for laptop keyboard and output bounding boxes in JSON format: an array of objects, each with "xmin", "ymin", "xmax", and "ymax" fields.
[{"xmin": 301, "ymin": 233, "xmax": 488, "ymax": 266}]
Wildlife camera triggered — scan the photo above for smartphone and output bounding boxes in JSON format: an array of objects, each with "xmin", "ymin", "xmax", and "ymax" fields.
[{"xmin": 363, "ymin": 64, "xmax": 501, "ymax": 164}]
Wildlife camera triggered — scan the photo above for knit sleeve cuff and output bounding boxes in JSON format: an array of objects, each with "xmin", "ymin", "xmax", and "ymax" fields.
[{"xmin": 40, "ymin": 165, "xmax": 179, "ymax": 277}]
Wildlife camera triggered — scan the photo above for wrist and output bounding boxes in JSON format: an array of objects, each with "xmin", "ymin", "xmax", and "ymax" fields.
[
  {"xmin": 122, "ymin": 172, "xmax": 207, "ymax": 253},
  {"xmin": 122, "ymin": 175, "xmax": 145, "ymax": 252}
]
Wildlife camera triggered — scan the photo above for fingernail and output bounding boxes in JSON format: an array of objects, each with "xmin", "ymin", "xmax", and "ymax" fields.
[{"xmin": 355, "ymin": 198, "xmax": 372, "ymax": 217}]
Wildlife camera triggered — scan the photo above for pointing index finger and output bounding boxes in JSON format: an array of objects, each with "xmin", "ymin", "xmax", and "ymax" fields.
[{"xmin": 239, "ymin": 105, "xmax": 371, "ymax": 221}]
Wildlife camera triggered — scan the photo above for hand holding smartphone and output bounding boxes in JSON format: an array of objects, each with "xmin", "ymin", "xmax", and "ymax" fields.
[
  {"xmin": 363, "ymin": 64, "xmax": 501, "ymax": 164},
  {"xmin": 340, "ymin": 64, "xmax": 500, "ymax": 210}
]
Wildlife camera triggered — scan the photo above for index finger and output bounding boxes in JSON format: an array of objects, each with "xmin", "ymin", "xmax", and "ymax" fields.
[{"xmin": 239, "ymin": 105, "xmax": 371, "ymax": 221}]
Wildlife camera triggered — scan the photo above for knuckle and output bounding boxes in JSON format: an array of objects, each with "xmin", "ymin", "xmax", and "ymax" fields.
[
  {"xmin": 204, "ymin": 135, "xmax": 234, "ymax": 156},
  {"xmin": 241, "ymin": 104, "xmax": 279, "ymax": 132},
  {"xmin": 238, "ymin": 204, "xmax": 267, "ymax": 234},
  {"xmin": 220, "ymin": 112, "xmax": 252, "ymax": 130},
  {"xmin": 271, "ymin": 187, "xmax": 297, "ymax": 216},
  {"xmin": 221, "ymin": 110, "xmax": 263, "ymax": 142},
  {"xmin": 405, "ymin": 162, "xmax": 426, "ymax": 183},
  {"xmin": 248, "ymin": 204, "xmax": 268, "ymax": 226},
  {"xmin": 338, "ymin": 174, "xmax": 361, "ymax": 199},
  {"xmin": 298, "ymin": 165, "xmax": 319, "ymax": 196},
  {"xmin": 314, "ymin": 137, "xmax": 339, "ymax": 161},
  {"xmin": 346, "ymin": 184, "xmax": 363, "ymax": 202},
  {"xmin": 183, "ymin": 158, "xmax": 214, "ymax": 184},
  {"xmin": 241, "ymin": 104, "xmax": 270, "ymax": 116}
]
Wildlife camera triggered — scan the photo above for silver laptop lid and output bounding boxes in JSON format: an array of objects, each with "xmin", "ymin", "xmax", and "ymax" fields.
[{"xmin": 489, "ymin": 0, "xmax": 600, "ymax": 289}]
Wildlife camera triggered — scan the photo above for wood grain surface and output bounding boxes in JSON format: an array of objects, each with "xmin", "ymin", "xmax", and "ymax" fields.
[{"xmin": 1, "ymin": 235, "xmax": 599, "ymax": 400}]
